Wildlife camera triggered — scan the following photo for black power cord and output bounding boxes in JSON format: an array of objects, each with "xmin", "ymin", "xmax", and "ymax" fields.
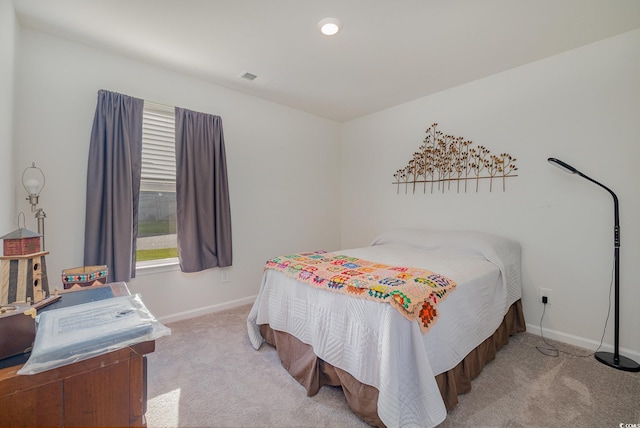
[{"xmin": 536, "ymin": 263, "xmax": 613, "ymax": 358}]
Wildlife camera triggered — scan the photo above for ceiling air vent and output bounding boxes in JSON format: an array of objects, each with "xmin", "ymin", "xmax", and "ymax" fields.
[{"xmin": 240, "ymin": 72, "xmax": 258, "ymax": 81}]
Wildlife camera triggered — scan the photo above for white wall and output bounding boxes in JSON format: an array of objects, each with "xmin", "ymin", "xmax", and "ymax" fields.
[
  {"xmin": 14, "ymin": 27, "xmax": 342, "ymax": 321},
  {"xmin": 341, "ymin": 29, "xmax": 640, "ymax": 358},
  {"xmin": 0, "ymin": 0, "xmax": 17, "ymax": 233}
]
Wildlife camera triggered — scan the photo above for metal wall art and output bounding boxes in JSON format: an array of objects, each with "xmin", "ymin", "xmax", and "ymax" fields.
[{"xmin": 393, "ymin": 123, "xmax": 517, "ymax": 194}]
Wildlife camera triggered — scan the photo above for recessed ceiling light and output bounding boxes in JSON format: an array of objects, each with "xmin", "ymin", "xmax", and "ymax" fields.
[{"xmin": 318, "ymin": 17, "xmax": 342, "ymax": 36}]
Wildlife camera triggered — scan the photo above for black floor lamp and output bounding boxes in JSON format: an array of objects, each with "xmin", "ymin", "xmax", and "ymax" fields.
[{"xmin": 548, "ymin": 157, "xmax": 640, "ymax": 372}]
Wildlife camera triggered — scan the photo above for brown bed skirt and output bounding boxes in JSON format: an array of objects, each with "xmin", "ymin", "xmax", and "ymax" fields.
[{"xmin": 259, "ymin": 299, "xmax": 526, "ymax": 427}]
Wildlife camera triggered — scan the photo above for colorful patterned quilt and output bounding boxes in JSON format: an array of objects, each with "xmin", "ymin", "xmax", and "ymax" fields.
[{"xmin": 264, "ymin": 251, "xmax": 457, "ymax": 333}]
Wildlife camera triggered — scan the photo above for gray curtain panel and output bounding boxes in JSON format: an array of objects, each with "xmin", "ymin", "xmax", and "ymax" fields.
[
  {"xmin": 175, "ymin": 107, "xmax": 232, "ymax": 272},
  {"xmin": 84, "ymin": 90, "xmax": 143, "ymax": 282}
]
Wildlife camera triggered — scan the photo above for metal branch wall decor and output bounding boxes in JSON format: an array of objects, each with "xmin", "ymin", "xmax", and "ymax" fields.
[{"xmin": 393, "ymin": 123, "xmax": 518, "ymax": 194}]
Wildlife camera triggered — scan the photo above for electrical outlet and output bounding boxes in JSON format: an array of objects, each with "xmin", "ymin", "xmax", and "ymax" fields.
[
  {"xmin": 221, "ymin": 269, "xmax": 230, "ymax": 283},
  {"xmin": 539, "ymin": 287, "xmax": 552, "ymax": 304}
]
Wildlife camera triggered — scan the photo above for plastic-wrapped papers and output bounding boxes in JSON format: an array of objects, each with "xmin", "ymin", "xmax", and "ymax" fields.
[{"xmin": 18, "ymin": 293, "xmax": 170, "ymax": 375}]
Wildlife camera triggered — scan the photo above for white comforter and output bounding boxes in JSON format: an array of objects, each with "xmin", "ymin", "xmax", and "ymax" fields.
[{"xmin": 247, "ymin": 229, "xmax": 522, "ymax": 428}]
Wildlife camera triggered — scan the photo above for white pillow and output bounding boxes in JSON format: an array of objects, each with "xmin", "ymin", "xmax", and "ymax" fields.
[{"xmin": 371, "ymin": 228, "xmax": 522, "ymax": 300}]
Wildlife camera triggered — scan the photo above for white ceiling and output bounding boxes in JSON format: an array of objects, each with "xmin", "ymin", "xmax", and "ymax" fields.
[{"xmin": 12, "ymin": 0, "xmax": 640, "ymax": 122}]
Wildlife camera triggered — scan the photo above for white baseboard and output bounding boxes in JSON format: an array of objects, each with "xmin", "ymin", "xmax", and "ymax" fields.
[
  {"xmin": 157, "ymin": 295, "xmax": 257, "ymax": 325},
  {"xmin": 525, "ymin": 322, "xmax": 640, "ymax": 362}
]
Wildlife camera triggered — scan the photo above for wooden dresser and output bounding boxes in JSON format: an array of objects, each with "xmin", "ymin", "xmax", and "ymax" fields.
[
  {"xmin": 0, "ymin": 282, "xmax": 155, "ymax": 427},
  {"xmin": 0, "ymin": 340, "xmax": 154, "ymax": 427}
]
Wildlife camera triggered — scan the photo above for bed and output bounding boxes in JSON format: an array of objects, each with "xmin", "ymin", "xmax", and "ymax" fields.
[{"xmin": 247, "ymin": 228, "xmax": 526, "ymax": 427}]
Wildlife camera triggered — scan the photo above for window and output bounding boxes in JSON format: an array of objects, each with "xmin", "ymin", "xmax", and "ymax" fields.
[
  {"xmin": 137, "ymin": 102, "xmax": 177, "ymax": 265},
  {"xmin": 86, "ymin": 90, "xmax": 231, "ymax": 282}
]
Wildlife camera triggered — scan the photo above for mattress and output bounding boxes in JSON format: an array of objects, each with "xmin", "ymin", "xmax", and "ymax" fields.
[{"xmin": 247, "ymin": 229, "xmax": 523, "ymax": 427}]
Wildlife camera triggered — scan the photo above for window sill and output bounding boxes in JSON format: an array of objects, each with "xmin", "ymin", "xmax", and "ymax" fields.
[{"xmin": 136, "ymin": 258, "xmax": 180, "ymax": 276}]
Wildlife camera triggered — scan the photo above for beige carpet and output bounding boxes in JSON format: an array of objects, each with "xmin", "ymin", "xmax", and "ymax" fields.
[{"xmin": 145, "ymin": 304, "xmax": 640, "ymax": 427}]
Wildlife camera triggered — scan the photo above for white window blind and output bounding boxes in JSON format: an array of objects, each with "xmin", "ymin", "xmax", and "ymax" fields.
[{"xmin": 141, "ymin": 101, "xmax": 175, "ymax": 192}]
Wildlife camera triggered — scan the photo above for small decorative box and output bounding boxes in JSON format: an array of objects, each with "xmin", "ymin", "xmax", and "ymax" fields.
[{"xmin": 61, "ymin": 265, "xmax": 109, "ymax": 290}]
